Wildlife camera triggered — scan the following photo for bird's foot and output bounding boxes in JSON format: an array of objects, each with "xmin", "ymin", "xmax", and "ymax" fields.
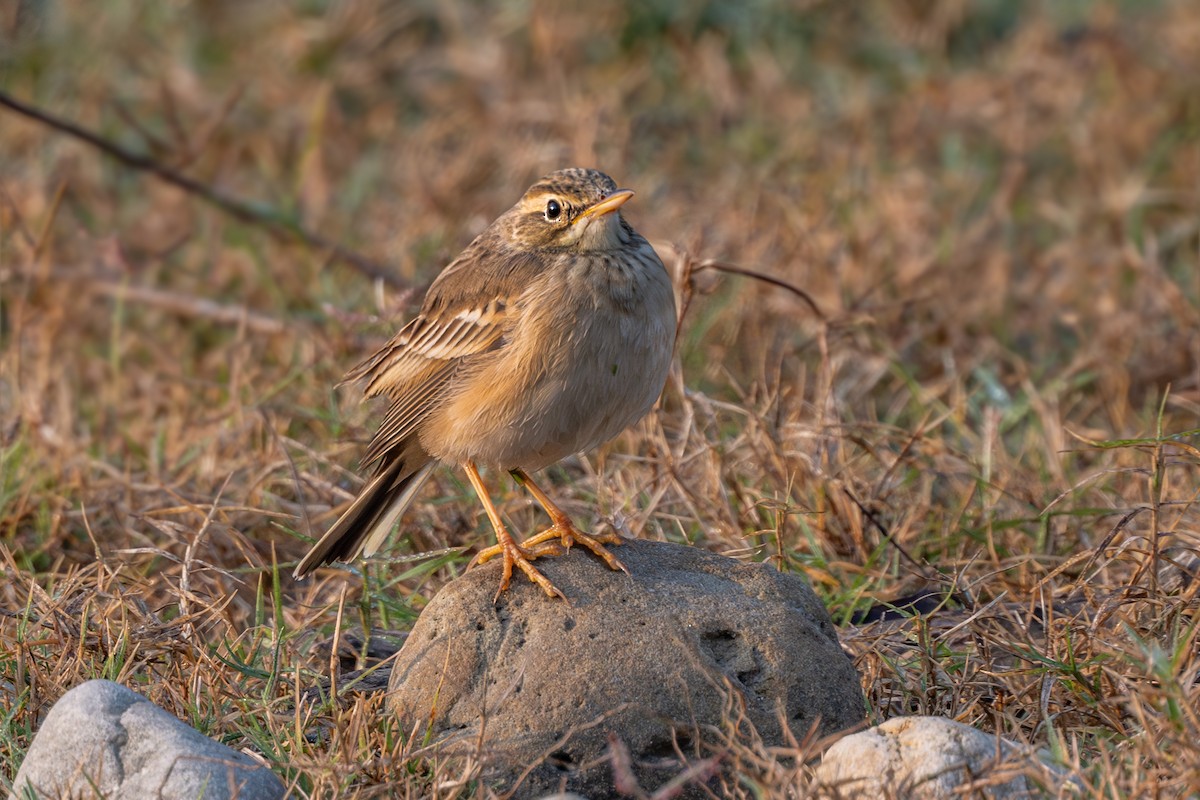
[
  {"xmin": 469, "ymin": 534, "xmax": 566, "ymax": 601},
  {"xmin": 518, "ymin": 520, "xmax": 628, "ymax": 574}
]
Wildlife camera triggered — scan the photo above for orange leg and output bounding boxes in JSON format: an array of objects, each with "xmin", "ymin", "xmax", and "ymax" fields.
[
  {"xmin": 463, "ymin": 461, "xmax": 565, "ymax": 601},
  {"xmin": 509, "ymin": 468, "xmax": 628, "ymax": 574}
]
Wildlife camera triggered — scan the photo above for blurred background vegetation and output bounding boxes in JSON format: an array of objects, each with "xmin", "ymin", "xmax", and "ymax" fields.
[{"xmin": 2, "ymin": 0, "xmax": 1200, "ymax": 795}]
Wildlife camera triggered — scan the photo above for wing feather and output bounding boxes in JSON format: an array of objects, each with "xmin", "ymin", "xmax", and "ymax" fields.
[
  {"xmin": 361, "ymin": 366, "xmax": 453, "ymax": 467},
  {"xmin": 342, "ymin": 240, "xmax": 541, "ymax": 468},
  {"xmin": 347, "ymin": 299, "xmax": 513, "ymax": 470}
]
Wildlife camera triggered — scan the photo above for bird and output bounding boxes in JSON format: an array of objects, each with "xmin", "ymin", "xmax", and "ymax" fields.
[{"xmin": 293, "ymin": 168, "xmax": 676, "ymax": 600}]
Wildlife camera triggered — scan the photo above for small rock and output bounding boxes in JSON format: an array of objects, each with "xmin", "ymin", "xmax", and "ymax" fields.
[
  {"xmin": 8, "ymin": 679, "xmax": 285, "ymax": 800},
  {"xmin": 815, "ymin": 716, "xmax": 1063, "ymax": 798},
  {"xmin": 387, "ymin": 538, "xmax": 863, "ymax": 798}
]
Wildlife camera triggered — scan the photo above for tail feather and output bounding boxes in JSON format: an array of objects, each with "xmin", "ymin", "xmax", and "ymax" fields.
[
  {"xmin": 360, "ymin": 461, "xmax": 435, "ymax": 557},
  {"xmin": 293, "ymin": 458, "xmax": 435, "ymax": 578}
]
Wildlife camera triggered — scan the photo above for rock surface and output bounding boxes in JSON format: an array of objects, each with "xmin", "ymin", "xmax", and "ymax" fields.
[
  {"xmin": 8, "ymin": 679, "xmax": 285, "ymax": 800},
  {"xmin": 387, "ymin": 538, "xmax": 863, "ymax": 798},
  {"xmin": 815, "ymin": 716, "xmax": 1063, "ymax": 798}
]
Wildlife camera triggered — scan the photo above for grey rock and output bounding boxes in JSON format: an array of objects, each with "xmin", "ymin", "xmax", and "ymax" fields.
[
  {"xmin": 815, "ymin": 716, "xmax": 1070, "ymax": 798},
  {"xmin": 387, "ymin": 538, "xmax": 863, "ymax": 798},
  {"xmin": 8, "ymin": 679, "xmax": 285, "ymax": 800}
]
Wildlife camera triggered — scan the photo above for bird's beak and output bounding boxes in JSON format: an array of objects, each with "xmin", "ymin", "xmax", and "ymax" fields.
[{"xmin": 575, "ymin": 189, "xmax": 634, "ymax": 222}]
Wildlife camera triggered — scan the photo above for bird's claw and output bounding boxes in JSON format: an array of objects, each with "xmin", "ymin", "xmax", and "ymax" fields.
[{"xmin": 469, "ymin": 537, "xmax": 566, "ymax": 601}]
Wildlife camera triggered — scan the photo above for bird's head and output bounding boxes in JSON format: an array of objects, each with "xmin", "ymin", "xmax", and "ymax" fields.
[{"xmin": 503, "ymin": 168, "xmax": 635, "ymax": 252}]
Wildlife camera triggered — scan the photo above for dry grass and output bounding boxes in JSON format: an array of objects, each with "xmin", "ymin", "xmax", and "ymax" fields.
[{"xmin": 3, "ymin": 0, "xmax": 1200, "ymax": 796}]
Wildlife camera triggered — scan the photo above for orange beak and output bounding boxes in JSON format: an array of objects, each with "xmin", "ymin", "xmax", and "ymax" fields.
[{"xmin": 574, "ymin": 189, "xmax": 634, "ymax": 222}]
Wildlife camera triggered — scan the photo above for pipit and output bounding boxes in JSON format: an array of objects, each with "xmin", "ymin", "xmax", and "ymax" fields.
[{"xmin": 294, "ymin": 168, "xmax": 676, "ymax": 599}]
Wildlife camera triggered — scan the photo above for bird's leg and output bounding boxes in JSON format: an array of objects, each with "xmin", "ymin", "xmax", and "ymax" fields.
[
  {"xmin": 464, "ymin": 461, "xmax": 565, "ymax": 600},
  {"xmin": 510, "ymin": 468, "xmax": 628, "ymax": 574}
]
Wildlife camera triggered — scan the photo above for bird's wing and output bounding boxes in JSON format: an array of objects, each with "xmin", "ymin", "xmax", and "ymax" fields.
[
  {"xmin": 347, "ymin": 298, "xmax": 511, "ymax": 397},
  {"xmin": 346, "ymin": 243, "xmax": 534, "ymax": 468}
]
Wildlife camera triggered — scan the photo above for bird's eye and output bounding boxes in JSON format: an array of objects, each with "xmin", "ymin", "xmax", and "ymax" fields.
[{"xmin": 545, "ymin": 199, "xmax": 563, "ymax": 221}]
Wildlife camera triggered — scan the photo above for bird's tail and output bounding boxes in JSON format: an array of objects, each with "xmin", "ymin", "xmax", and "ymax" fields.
[{"xmin": 293, "ymin": 456, "xmax": 435, "ymax": 579}]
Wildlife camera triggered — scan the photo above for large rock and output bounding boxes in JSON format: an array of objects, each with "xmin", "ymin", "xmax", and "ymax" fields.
[
  {"xmin": 8, "ymin": 679, "xmax": 285, "ymax": 800},
  {"xmin": 387, "ymin": 538, "xmax": 863, "ymax": 798},
  {"xmin": 815, "ymin": 716, "xmax": 1067, "ymax": 798}
]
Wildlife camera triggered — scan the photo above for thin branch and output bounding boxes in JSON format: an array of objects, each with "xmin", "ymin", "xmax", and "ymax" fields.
[
  {"xmin": 0, "ymin": 89, "xmax": 403, "ymax": 287},
  {"xmin": 4, "ymin": 264, "xmax": 289, "ymax": 335},
  {"xmin": 693, "ymin": 258, "xmax": 825, "ymax": 321},
  {"xmin": 86, "ymin": 279, "xmax": 289, "ymax": 335}
]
